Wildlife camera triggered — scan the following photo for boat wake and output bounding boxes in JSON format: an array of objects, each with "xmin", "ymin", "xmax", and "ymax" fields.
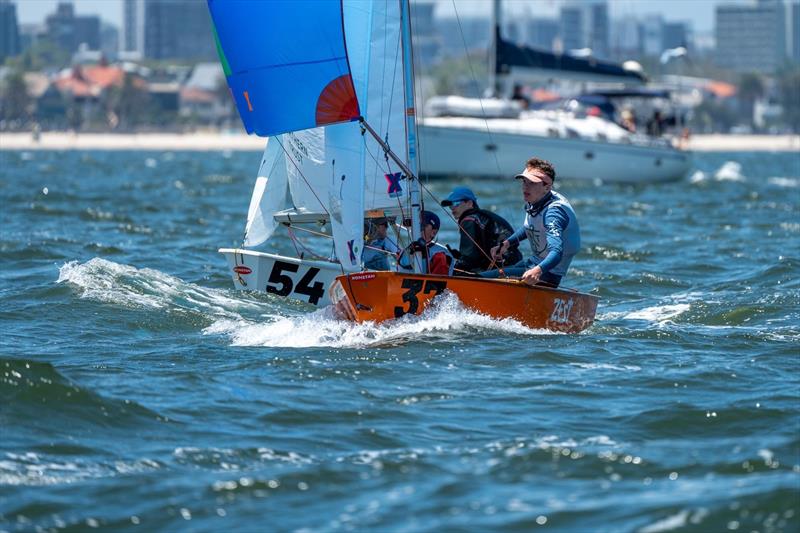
[
  {"xmin": 57, "ymin": 258, "xmax": 547, "ymax": 348},
  {"xmin": 57, "ymin": 257, "xmax": 263, "ymax": 319},
  {"xmin": 205, "ymin": 292, "xmax": 550, "ymax": 349}
]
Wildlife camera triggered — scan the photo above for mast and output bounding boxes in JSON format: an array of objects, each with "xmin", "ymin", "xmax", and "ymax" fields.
[
  {"xmin": 399, "ymin": 0, "xmax": 423, "ymax": 272},
  {"xmin": 489, "ymin": 0, "xmax": 501, "ymax": 97}
]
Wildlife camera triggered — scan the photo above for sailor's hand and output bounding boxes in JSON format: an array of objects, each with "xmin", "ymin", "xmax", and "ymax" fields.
[
  {"xmin": 409, "ymin": 239, "xmax": 427, "ymax": 254},
  {"xmin": 521, "ymin": 266, "xmax": 542, "ymax": 285},
  {"xmin": 491, "ymin": 240, "xmax": 509, "ymax": 261}
]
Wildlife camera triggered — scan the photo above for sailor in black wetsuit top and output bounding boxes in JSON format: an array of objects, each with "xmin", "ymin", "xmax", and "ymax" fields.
[{"xmin": 440, "ymin": 186, "xmax": 521, "ymax": 275}]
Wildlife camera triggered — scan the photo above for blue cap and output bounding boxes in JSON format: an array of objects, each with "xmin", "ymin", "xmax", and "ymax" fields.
[
  {"xmin": 422, "ymin": 210, "xmax": 440, "ymax": 230},
  {"xmin": 440, "ymin": 186, "xmax": 477, "ymax": 207}
]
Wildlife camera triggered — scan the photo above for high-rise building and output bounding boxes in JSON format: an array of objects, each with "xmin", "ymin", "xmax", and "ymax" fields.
[
  {"xmin": 788, "ymin": 0, "xmax": 800, "ymax": 62},
  {"xmin": 559, "ymin": 0, "xmax": 609, "ymax": 59},
  {"xmin": 100, "ymin": 22, "xmax": 119, "ymax": 60},
  {"xmin": 559, "ymin": 5, "xmax": 583, "ymax": 52},
  {"xmin": 143, "ymin": 0, "xmax": 216, "ymax": 61},
  {"xmin": 528, "ymin": 18, "xmax": 559, "ymax": 50},
  {"xmin": 610, "ymin": 16, "xmax": 641, "ymax": 60},
  {"xmin": 641, "ymin": 15, "xmax": 664, "ymax": 57},
  {"xmin": 44, "ymin": 2, "xmax": 100, "ymax": 54},
  {"xmin": 662, "ymin": 22, "xmax": 689, "ymax": 50},
  {"xmin": 715, "ymin": 0, "xmax": 786, "ymax": 72},
  {"xmin": 122, "ymin": 0, "xmax": 144, "ymax": 57},
  {"xmin": 411, "ymin": 1, "xmax": 440, "ymax": 66},
  {"xmin": 0, "ymin": 0, "xmax": 20, "ymax": 61}
]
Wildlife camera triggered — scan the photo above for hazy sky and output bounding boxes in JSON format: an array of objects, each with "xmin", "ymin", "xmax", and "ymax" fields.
[{"xmin": 16, "ymin": 0, "xmax": 753, "ymax": 33}]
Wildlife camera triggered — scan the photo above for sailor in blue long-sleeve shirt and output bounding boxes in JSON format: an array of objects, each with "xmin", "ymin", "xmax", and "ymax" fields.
[{"xmin": 481, "ymin": 157, "xmax": 580, "ymax": 287}]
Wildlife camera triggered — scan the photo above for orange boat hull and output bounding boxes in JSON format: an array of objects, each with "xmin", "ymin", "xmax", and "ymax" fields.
[{"xmin": 330, "ymin": 271, "xmax": 599, "ymax": 333}]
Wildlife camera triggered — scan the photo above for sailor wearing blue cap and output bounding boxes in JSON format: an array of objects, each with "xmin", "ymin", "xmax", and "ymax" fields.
[{"xmin": 441, "ymin": 186, "xmax": 521, "ymax": 274}]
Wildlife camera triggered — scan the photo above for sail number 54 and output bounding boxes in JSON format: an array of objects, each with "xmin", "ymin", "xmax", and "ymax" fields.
[{"xmin": 266, "ymin": 261, "xmax": 325, "ymax": 305}]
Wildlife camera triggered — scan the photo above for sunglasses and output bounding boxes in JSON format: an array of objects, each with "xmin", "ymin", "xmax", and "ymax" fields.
[{"xmin": 449, "ymin": 201, "xmax": 463, "ymax": 208}]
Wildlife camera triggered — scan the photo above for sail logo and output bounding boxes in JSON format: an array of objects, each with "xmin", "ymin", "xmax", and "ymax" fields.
[
  {"xmin": 346, "ymin": 240, "xmax": 358, "ymax": 264},
  {"xmin": 385, "ymin": 172, "xmax": 403, "ymax": 198}
]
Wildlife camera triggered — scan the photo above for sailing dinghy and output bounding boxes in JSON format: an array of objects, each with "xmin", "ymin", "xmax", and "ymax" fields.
[{"xmin": 209, "ymin": 0, "xmax": 598, "ymax": 333}]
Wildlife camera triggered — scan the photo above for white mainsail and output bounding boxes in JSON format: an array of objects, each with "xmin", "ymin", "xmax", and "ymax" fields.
[{"xmin": 242, "ymin": 137, "xmax": 288, "ymax": 247}]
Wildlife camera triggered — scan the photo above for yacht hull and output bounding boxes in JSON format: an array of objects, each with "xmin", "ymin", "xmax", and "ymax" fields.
[
  {"xmin": 220, "ymin": 248, "xmax": 341, "ymax": 307},
  {"xmin": 418, "ymin": 121, "xmax": 691, "ymax": 183},
  {"xmin": 330, "ymin": 271, "xmax": 599, "ymax": 333}
]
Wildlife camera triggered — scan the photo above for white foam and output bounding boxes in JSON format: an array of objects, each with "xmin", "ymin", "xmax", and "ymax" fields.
[
  {"xmin": 768, "ymin": 176, "xmax": 799, "ymax": 188},
  {"xmin": 570, "ymin": 362, "xmax": 641, "ymax": 372},
  {"xmin": 688, "ymin": 170, "xmax": 707, "ymax": 184},
  {"xmin": 639, "ymin": 510, "xmax": 690, "ymax": 533},
  {"xmin": 713, "ymin": 161, "xmax": 745, "ymax": 181},
  {"xmin": 625, "ymin": 303, "xmax": 690, "ymax": 322},
  {"xmin": 205, "ymin": 292, "xmax": 550, "ymax": 349},
  {"xmin": 57, "ymin": 258, "xmax": 258, "ymax": 318}
]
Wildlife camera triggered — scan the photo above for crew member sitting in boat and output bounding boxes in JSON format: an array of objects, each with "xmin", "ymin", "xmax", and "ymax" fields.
[
  {"xmin": 398, "ymin": 211, "xmax": 454, "ymax": 276},
  {"xmin": 362, "ymin": 217, "xmax": 401, "ymax": 271},
  {"xmin": 482, "ymin": 157, "xmax": 580, "ymax": 288},
  {"xmin": 441, "ymin": 186, "xmax": 521, "ymax": 275}
]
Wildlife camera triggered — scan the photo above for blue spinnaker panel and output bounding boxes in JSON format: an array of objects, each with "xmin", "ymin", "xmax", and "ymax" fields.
[{"xmin": 207, "ymin": 0, "xmax": 360, "ymax": 137}]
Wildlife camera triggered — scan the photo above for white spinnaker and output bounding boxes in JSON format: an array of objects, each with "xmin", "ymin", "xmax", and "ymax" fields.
[{"xmin": 243, "ymin": 137, "xmax": 288, "ymax": 247}]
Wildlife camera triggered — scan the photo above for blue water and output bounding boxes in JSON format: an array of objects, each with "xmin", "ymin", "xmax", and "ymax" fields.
[{"xmin": 1, "ymin": 149, "xmax": 798, "ymax": 532}]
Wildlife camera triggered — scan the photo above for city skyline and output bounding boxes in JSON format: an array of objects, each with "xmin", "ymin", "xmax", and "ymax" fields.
[{"xmin": 14, "ymin": 0, "xmax": 756, "ymax": 33}]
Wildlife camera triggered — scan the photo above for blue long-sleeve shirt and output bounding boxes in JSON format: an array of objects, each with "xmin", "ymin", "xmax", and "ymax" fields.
[{"xmin": 507, "ymin": 200, "xmax": 575, "ymax": 275}]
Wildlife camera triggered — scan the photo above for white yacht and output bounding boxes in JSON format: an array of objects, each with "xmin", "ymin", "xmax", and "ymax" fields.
[{"xmin": 417, "ymin": 25, "xmax": 691, "ymax": 184}]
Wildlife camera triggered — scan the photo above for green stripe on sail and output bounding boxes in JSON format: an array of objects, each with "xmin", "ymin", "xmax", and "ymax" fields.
[{"xmin": 211, "ymin": 22, "xmax": 232, "ymax": 77}]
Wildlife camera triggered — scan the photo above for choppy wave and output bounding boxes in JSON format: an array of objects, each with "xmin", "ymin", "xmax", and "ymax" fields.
[
  {"xmin": 714, "ymin": 161, "xmax": 745, "ymax": 181},
  {"xmin": 205, "ymin": 292, "xmax": 549, "ymax": 349},
  {"xmin": 57, "ymin": 257, "xmax": 259, "ymax": 319}
]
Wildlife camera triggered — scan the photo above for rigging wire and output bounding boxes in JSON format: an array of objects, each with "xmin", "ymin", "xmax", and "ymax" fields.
[
  {"xmin": 273, "ymin": 135, "xmax": 331, "ymax": 218},
  {"xmin": 450, "ymin": 0, "xmax": 503, "ymax": 177},
  {"xmin": 415, "ymin": 178, "xmax": 507, "ymax": 277}
]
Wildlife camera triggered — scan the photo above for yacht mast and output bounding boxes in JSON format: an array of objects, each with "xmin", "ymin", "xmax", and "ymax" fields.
[
  {"xmin": 489, "ymin": 0, "xmax": 502, "ymax": 97},
  {"xmin": 399, "ymin": 0, "xmax": 423, "ymax": 272}
]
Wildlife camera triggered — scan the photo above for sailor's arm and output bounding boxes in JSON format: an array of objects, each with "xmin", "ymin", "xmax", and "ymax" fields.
[{"xmin": 491, "ymin": 226, "xmax": 526, "ymax": 260}]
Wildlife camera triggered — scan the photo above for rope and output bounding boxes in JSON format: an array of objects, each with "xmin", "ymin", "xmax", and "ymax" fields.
[
  {"xmin": 415, "ymin": 179, "xmax": 507, "ymax": 278},
  {"xmin": 274, "ymin": 136, "xmax": 331, "ymax": 218},
  {"xmin": 450, "ymin": 0, "xmax": 503, "ymax": 178}
]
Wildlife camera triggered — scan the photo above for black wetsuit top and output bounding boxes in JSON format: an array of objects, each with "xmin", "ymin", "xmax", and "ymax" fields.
[{"xmin": 455, "ymin": 207, "xmax": 522, "ymax": 273}]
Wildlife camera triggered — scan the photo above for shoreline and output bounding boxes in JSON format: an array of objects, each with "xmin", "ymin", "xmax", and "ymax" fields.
[{"xmin": 1, "ymin": 131, "xmax": 798, "ymax": 152}]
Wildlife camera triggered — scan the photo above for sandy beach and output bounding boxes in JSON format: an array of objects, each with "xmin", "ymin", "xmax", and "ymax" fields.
[{"xmin": 0, "ymin": 131, "xmax": 798, "ymax": 152}]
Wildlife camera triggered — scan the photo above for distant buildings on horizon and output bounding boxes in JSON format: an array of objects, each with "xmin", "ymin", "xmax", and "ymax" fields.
[{"xmin": 0, "ymin": 0, "xmax": 799, "ymax": 75}]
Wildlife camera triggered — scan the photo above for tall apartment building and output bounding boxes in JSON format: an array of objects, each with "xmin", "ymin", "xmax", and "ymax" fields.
[
  {"xmin": 143, "ymin": 0, "xmax": 216, "ymax": 61},
  {"xmin": 0, "ymin": 0, "xmax": 20, "ymax": 61},
  {"xmin": 662, "ymin": 22, "xmax": 689, "ymax": 50},
  {"xmin": 44, "ymin": 2, "xmax": 100, "ymax": 53},
  {"xmin": 559, "ymin": 0, "xmax": 609, "ymax": 59},
  {"xmin": 528, "ymin": 18, "xmax": 560, "ymax": 50},
  {"xmin": 123, "ymin": 0, "xmax": 216, "ymax": 61},
  {"xmin": 788, "ymin": 0, "xmax": 800, "ymax": 61},
  {"xmin": 122, "ymin": 0, "xmax": 145, "ymax": 57},
  {"xmin": 609, "ymin": 16, "xmax": 641, "ymax": 59},
  {"xmin": 715, "ymin": 0, "xmax": 786, "ymax": 72}
]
